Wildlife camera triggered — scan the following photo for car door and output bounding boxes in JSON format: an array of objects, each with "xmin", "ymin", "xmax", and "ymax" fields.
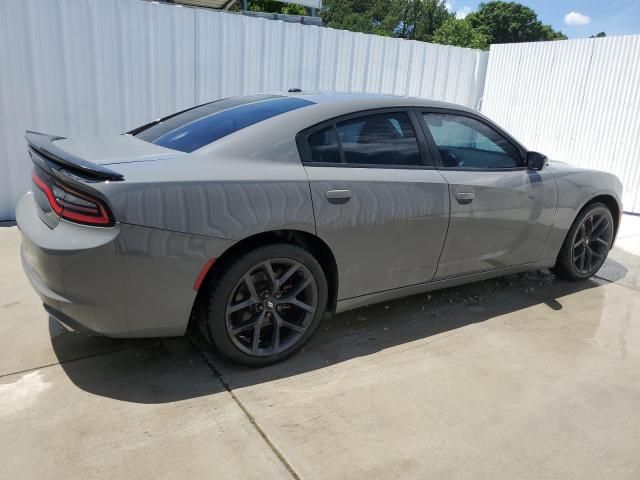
[
  {"xmin": 419, "ymin": 110, "xmax": 557, "ymax": 279},
  {"xmin": 297, "ymin": 109, "xmax": 450, "ymax": 299}
]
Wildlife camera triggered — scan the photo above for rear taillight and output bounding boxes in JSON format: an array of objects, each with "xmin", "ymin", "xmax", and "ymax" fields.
[{"xmin": 31, "ymin": 169, "xmax": 114, "ymax": 226}]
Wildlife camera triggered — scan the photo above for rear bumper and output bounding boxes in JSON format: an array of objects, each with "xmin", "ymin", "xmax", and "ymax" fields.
[{"xmin": 17, "ymin": 192, "xmax": 234, "ymax": 338}]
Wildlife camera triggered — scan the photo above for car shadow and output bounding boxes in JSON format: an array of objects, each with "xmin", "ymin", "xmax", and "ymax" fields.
[
  {"xmin": 51, "ymin": 269, "xmax": 608, "ymax": 403},
  {"xmin": 50, "ymin": 323, "xmax": 226, "ymax": 403},
  {"xmin": 204, "ymin": 270, "xmax": 607, "ymax": 390}
]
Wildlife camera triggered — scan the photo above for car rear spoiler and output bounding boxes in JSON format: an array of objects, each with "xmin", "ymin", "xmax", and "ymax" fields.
[{"xmin": 25, "ymin": 131, "xmax": 124, "ymax": 181}]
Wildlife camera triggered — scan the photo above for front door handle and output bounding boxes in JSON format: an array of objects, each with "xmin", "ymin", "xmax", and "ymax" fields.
[
  {"xmin": 455, "ymin": 192, "xmax": 475, "ymax": 205},
  {"xmin": 326, "ymin": 189, "xmax": 352, "ymax": 204}
]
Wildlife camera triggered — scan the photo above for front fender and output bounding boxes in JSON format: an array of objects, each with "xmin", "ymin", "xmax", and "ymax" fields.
[{"xmin": 540, "ymin": 163, "xmax": 622, "ymax": 261}]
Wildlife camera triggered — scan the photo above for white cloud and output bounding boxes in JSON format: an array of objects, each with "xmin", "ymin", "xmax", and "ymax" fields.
[
  {"xmin": 445, "ymin": 1, "xmax": 455, "ymax": 13},
  {"xmin": 456, "ymin": 6, "xmax": 473, "ymax": 19},
  {"xmin": 564, "ymin": 11, "xmax": 592, "ymax": 26}
]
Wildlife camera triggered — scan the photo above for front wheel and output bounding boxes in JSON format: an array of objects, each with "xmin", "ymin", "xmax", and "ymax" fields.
[
  {"xmin": 553, "ymin": 203, "xmax": 614, "ymax": 280},
  {"xmin": 205, "ymin": 244, "xmax": 328, "ymax": 367}
]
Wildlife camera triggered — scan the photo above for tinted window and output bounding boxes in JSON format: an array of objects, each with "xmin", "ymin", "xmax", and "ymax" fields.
[
  {"xmin": 423, "ymin": 113, "xmax": 521, "ymax": 169},
  {"xmin": 337, "ymin": 112, "xmax": 422, "ymax": 166},
  {"xmin": 136, "ymin": 96, "xmax": 314, "ymax": 153},
  {"xmin": 308, "ymin": 126, "xmax": 341, "ymax": 163},
  {"xmin": 305, "ymin": 112, "xmax": 422, "ymax": 167}
]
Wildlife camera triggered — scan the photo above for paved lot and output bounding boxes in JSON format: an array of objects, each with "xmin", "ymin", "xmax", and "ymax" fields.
[{"xmin": 1, "ymin": 215, "xmax": 639, "ymax": 479}]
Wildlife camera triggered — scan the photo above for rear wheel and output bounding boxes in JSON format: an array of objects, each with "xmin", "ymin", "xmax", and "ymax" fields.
[
  {"xmin": 553, "ymin": 203, "xmax": 614, "ymax": 280},
  {"xmin": 205, "ymin": 244, "xmax": 328, "ymax": 367}
]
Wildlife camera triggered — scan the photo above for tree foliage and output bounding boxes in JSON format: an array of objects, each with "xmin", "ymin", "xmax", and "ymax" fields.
[
  {"xmin": 320, "ymin": 0, "xmax": 452, "ymax": 42},
  {"xmin": 432, "ymin": 18, "xmax": 490, "ymax": 50},
  {"xmin": 247, "ymin": 0, "xmax": 307, "ymax": 15},
  {"xmin": 590, "ymin": 32, "xmax": 606, "ymax": 38},
  {"xmin": 466, "ymin": 1, "xmax": 566, "ymax": 44},
  {"xmin": 246, "ymin": 0, "xmax": 569, "ymax": 50}
]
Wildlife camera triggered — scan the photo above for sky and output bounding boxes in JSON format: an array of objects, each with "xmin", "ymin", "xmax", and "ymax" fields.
[{"xmin": 445, "ymin": 0, "xmax": 640, "ymax": 39}]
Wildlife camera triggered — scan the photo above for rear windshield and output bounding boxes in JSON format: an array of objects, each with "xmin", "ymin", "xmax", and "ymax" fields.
[{"xmin": 134, "ymin": 96, "xmax": 314, "ymax": 153}]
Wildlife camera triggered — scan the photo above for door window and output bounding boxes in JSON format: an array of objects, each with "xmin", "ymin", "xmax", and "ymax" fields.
[
  {"xmin": 422, "ymin": 113, "xmax": 522, "ymax": 169},
  {"xmin": 308, "ymin": 126, "xmax": 341, "ymax": 163},
  {"xmin": 305, "ymin": 112, "xmax": 424, "ymax": 167}
]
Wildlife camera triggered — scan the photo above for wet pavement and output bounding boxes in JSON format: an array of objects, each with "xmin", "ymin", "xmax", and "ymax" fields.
[{"xmin": 1, "ymin": 214, "xmax": 639, "ymax": 479}]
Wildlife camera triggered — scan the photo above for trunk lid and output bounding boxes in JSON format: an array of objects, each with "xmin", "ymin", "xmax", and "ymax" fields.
[{"xmin": 53, "ymin": 134, "xmax": 185, "ymax": 166}]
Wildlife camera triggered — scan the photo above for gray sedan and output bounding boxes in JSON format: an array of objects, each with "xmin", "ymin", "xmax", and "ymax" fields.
[{"xmin": 17, "ymin": 93, "xmax": 623, "ymax": 366}]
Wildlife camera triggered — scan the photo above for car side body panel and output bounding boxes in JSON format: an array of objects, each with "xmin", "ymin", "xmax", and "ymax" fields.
[
  {"xmin": 96, "ymin": 156, "xmax": 316, "ymax": 240},
  {"xmin": 435, "ymin": 168, "xmax": 557, "ymax": 278},
  {"xmin": 305, "ymin": 166, "xmax": 450, "ymax": 299}
]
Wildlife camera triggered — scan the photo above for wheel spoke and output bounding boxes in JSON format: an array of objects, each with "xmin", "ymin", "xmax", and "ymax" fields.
[
  {"xmin": 288, "ymin": 298, "xmax": 315, "ymax": 313},
  {"xmin": 585, "ymin": 246, "xmax": 593, "ymax": 270},
  {"xmin": 592, "ymin": 221, "xmax": 610, "ymax": 239},
  {"xmin": 243, "ymin": 273, "xmax": 259, "ymax": 301},
  {"xmin": 274, "ymin": 311, "xmax": 305, "ymax": 333},
  {"xmin": 290, "ymin": 277, "xmax": 312, "ymax": 298},
  {"xmin": 270, "ymin": 318, "xmax": 281, "ymax": 352},
  {"xmin": 574, "ymin": 238, "xmax": 585, "ymax": 248},
  {"xmin": 591, "ymin": 215, "xmax": 605, "ymax": 233},
  {"xmin": 590, "ymin": 248, "xmax": 604, "ymax": 259},
  {"xmin": 228, "ymin": 298, "xmax": 258, "ymax": 314},
  {"xmin": 579, "ymin": 249, "xmax": 586, "ymax": 271},
  {"xmin": 592, "ymin": 237, "xmax": 609, "ymax": 247},
  {"xmin": 263, "ymin": 261, "xmax": 278, "ymax": 291},
  {"xmin": 230, "ymin": 311, "xmax": 265, "ymax": 336},
  {"xmin": 277, "ymin": 264, "xmax": 299, "ymax": 289},
  {"xmin": 250, "ymin": 311, "xmax": 267, "ymax": 353}
]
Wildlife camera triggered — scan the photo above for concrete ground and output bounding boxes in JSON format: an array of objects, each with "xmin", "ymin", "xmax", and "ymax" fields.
[{"xmin": 1, "ymin": 215, "xmax": 639, "ymax": 480}]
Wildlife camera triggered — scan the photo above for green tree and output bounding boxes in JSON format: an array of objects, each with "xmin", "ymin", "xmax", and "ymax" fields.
[
  {"xmin": 320, "ymin": 0, "xmax": 391, "ymax": 36},
  {"xmin": 320, "ymin": 0, "xmax": 452, "ymax": 41},
  {"xmin": 432, "ymin": 17, "xmax": 490, "ymax": 49},
  {"xmin": 390, "ymin": 0, "xmax": 453, "ymax": 42},
  {"xmin": 466, "ymin": 1, "xmax": 566, "ymax": 44},
  {"xmin": 247, "ymin": 0, "xmax": 308, "ymax": 15},
  {"xmin": 590, "ymin": 32, "xmax": 606, "ymax": 38}
]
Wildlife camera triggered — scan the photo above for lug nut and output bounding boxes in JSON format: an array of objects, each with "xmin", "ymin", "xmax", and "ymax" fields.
[{"xmin": 274, "ymin": 291, "xmax": 281, "ymax": 299}]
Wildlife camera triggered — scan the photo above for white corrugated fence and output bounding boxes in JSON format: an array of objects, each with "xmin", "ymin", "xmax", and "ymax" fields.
[
  {"xmin": 482, "ymin": 36, "xmax": 640, "ymax": 213},
  {"xmin": 0, "ymin": 0, "xmax": 488, "ymax": 220},
  {"xmin": 1, "ymin": 0, "xmax": 637, "ymax": 219}
]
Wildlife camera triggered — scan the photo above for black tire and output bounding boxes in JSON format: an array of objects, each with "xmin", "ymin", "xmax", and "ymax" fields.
[
  {"xmin": 552, "ymin": 203, "xmax": 614, "ymax": 280},
  {"xmin": 205, "ymin": 243, "xmax": 328, "ymax": 367}
]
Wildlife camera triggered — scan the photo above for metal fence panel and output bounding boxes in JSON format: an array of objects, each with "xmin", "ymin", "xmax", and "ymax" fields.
[
  {"xmin": 0, "ymin": 0, "xmax": 487, "ymax": 220},
  {"xmin": 482, "ymin": 36, "xmax": 640, "ymax": 213}
]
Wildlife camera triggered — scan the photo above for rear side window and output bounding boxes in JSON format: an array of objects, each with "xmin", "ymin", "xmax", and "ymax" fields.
[
  {"xmin": 135, "ymin": 96, "xmax": 314, "ymax": 153},
  {"xmin": 304, "ymin": 111, "xmax": 424, "ymax": 167},
  {"xmin": 308, "ymin": 126, "xmax": 341, "ymax": 163}
]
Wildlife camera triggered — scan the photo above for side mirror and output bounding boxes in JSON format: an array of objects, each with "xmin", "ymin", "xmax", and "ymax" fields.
[{"xmin": 527, "ymin": 151, "xmax": 548, "ymax": 171}]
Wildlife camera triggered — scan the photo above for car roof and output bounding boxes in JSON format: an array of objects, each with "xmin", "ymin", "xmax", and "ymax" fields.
[{"xmin": 277, "ymin": 91, "xmax": 478, "ymax": 115}]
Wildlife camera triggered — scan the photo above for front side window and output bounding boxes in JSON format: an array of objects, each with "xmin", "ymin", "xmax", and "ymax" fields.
[
  {"xmin": 305, "ymin": 111, "xmax": 424, "ymax": 167},
  {"xmin": 423, "ymin": 113, "xmax": 521, "ymax": 169}
]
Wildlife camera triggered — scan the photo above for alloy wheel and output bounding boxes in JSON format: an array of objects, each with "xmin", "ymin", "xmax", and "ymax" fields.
[
  {"xmin": 225, "ymin": 258, "xmax": 318, "ymax": 356},
  {"xmin": 572, "ymin": 211, "xmax": 612, "ymax": 276}
]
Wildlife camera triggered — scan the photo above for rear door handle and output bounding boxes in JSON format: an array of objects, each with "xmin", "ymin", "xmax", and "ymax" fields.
[
  {"xmin": 455, "ymin": 192, "xmax": 474, "ymax": 205},
  {"xmin": 326, "ymin": 189, "xmax": 352, "ymax": 204}
]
